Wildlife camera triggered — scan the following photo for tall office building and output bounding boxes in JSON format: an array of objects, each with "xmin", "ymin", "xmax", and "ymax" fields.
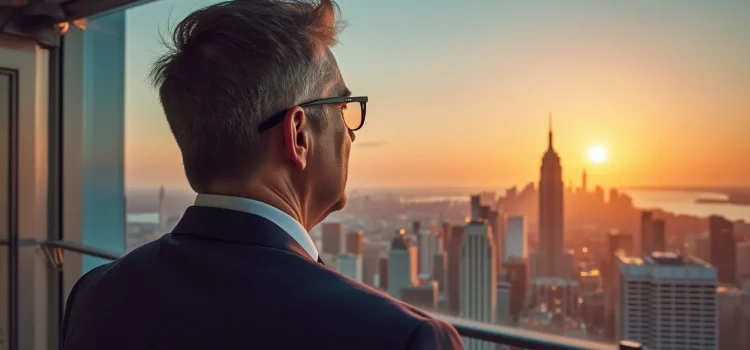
[
  {"xmin": 322, "ymin": 222, "xmax": 343, "ymax": 256},
  {"xmin": 538, "ymin": 117, "xmax": 565, "ymax": 278},
  {"xmin": 504, "ymin": 216, "xmax": 527, "ymax": 259},
  {"xmin": 581, "ymin": 168, "xmax": 588, "ymax": 192},
  {"xmin": 433, "ymin": 252, "xmax": 446, "ymax": 292},
  {"xmin": 486, "ymin": 209, "xmax": 505, "ymax": 276},
  {"xmin": 616, "ymin": 252, "xmax": 718, "ymax": 350},
  {"xmin": 641, "ymin": 212, "xmax": 665, "ymax": 255},
  {"xmin": 496, "ymin": 281, "xmax": 512, "ymax": 325},
  {"xmin": 736, "ymin": 241, "xmax": 750, "ymax": 285},
  {"xmin": 503, "ymin": 258, "xmax": 528, "ymax": 323},
  {"xmin": 388, "ymin": 230, "xmax": 417, "ymax": 299},
  {"xmin": 717, "ymin": 285, "xmax": 750, "ymax": 350},
  {"xmin": 604, "ymin": 231, "xmax": 634, "ymax": 338},
  {"xmin": 361, "ymin": 242, "xmax": 382, "ymax": 286},
  {"xmin": 345, "ymin": 231, "xmax": 363, "ymax": 255},
  {"xmin": 418, "ymin": 230, "xmax": 440, "ymax": 278},
  {"xmin": 412, "ymin": 221, "xmax": 422, "ymax": 273},
  {"xmin": 447, "ymin": 224, "xmax": 465, "ymax": 315},
  {"xmin": 470, "ymin": 195, "xmax": 481, "ymax": 220},
  {"xmin": 710, "ymin": 215, "xmax": 736, "ymax": 284},
  {"xmin": 460, "ymin": 221, "xmax": 497, "ymax": 350},
  {"xmin": 378, "ymin": 257, "xmax": 389, "ymax": 291},
  {"xmin": 335, "ymin": 253, "xmax": 363, "ymax": 282}
]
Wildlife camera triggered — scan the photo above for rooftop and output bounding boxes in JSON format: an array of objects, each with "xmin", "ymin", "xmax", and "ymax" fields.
[{"xmin": 620, "ymin": 252, "xmax": 711, "ymax": 268}]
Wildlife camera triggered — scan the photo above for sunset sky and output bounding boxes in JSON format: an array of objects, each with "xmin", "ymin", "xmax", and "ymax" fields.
[{"xmin": 124, "ymin": 0, "xmax": 750, "ymax": 191}]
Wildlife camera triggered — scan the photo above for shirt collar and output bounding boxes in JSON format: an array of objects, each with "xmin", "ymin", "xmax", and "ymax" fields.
[{"xmin": 193, "ymin": 194, "xmax": 318, "ymax": 261}]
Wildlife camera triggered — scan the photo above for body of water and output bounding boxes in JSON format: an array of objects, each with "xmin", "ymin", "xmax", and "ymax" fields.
[{"xmin": 621, "ymin": 189, "xmax": 749, "ymax": 222}]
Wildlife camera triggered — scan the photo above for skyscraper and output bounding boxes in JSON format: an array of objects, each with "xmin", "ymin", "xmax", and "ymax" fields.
[
  {"xmin": 378, "ymin": 257, "xmax": 388, "ymax": 291},
  {"xmin": 447, "ymin": 224, "xmax": 464, "ymax": 315},
  {"xmin": 433, "ymin": 251, "xmax": 446, "ymax": 292},
  {"xmin": 581, "ymin": 168, "xmax": 587, "ymax": 192},
  {"xmin": 322, "ymin": 222, "xmax": 343, "ymax": 256},
  {"xmin": 616, "ymin": 252, "xmax": 718, "ymax": 350},
  {"xmin": 538, "ymin": 115, "xmax": 564, "ymax": 278},
  {"xmin": 485, "ymin": 209, "xmax": 503, "ymax": 276},
  {"xmin": 641, "ymin": 212, "xmax": 665, "ymax": 255},
  {"xmin": 345, "ymin": 231, "xmax": 363, "ymax": 255},
  {"xmin": 710, "ymin": 215, "xmax": 736, "ymax": 284},
  {"xmin": 412, "ymin": 221, "xmax": 422, "ymax": 273},
  {"xmin": 335, "ymin": 253, "xmax": 363, "ymax": 282},
  {"xmin": 418, "ymin": 230, "xmax": 439, "ymax": 278},
  {"xmin": 503, "ymin": 257, "xmax": 528, "ymax": 323},
  {"xmin": 460, "ymin": 221, "xmax": 497, "ymax": 350},
  {"xmin": 388, "ymin": 230, "xmax": 417, "ymax": 299},
  {"xmin": 737, "ymin": 241, "xmax": 750, "ymax": 285},
  {"xmin": 470, "ymin": 195, "xmax": 481, "ymax": 220},
  {"xmin": 717, "ymin": 285, "xmax": 750, "ymax": 350},
  {"xmin": 504, "ymin": 216, "xmax": 528, "ymax": 260},
  {"xmin": 496, "ymin": 281, "xmax": 512, "ymax": 325}
]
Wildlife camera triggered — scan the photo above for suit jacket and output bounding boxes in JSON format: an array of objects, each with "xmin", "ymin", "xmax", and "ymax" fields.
[{"xmin": 61, "ymin": 206, "xmax": 464, "ymax": 350}]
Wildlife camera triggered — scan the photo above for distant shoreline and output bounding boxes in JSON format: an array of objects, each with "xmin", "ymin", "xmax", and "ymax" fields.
[{"xmin": 695, "ymin": 198, "xmax": 750, "ymax": 206}]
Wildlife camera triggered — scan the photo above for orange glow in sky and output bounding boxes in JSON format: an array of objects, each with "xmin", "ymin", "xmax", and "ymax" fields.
[{"xmin": 124, "ymin": 0, "xmax": 750, "ymax": 190}]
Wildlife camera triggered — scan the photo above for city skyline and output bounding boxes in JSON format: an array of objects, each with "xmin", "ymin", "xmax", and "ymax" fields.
[{"xmin": 124, "ymin": 0, "xmax": 750, "ymax": 190}]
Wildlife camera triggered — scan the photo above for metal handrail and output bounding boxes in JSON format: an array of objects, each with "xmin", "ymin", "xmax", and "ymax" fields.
[
  {"xmin": 431, "ymin": 313, "xmax": 641, "ymax": 350},
  {"xmin": 29, "ymin": 240, "xmax": 642, "ymax": 350},
  {"xmin": 38, "ymin": 239, "xmax": 125, "ymax": 261}
]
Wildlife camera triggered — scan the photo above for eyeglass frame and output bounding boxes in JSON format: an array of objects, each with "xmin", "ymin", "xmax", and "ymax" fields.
[{"xmin": 257, "ymin": 96, "xmax": 368, "ymax": 133}]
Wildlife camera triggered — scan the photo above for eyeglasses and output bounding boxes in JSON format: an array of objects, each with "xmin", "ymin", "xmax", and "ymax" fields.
[{"xmin": 257, "ymin": 96, "xmax": 368, "ymax": 133}]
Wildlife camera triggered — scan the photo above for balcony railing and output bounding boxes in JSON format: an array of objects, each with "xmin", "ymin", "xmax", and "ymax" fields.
[{"xmin": 29, "ymin": 240, "xmax": 642, "ymax": 350}]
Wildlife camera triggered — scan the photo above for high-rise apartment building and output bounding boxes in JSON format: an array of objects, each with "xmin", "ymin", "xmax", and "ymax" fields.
[
  {"xmin": 538, "ymin": 118, "xmax": 565, "ymax": 278},
  {"xmin": 616, "ymin": 252, "xmax": 718, "ymax": 350},
  {"xmin": 459, "ymin": 221, "xmax": 497, "ymax": 350},
  {"xmin": 388, "ymin": 230, "xmax": 417, "ymax": 299},
  {"xmin": 710, "ymin": 215, "xmax": 736, "ymax": 284}
]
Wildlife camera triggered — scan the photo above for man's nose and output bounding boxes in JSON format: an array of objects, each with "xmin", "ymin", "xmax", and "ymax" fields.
[{"xmin": 348, "ymin": 129, "xmax": 356, "ymax": 142}]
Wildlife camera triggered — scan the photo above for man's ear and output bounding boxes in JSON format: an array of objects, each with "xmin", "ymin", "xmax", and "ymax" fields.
[{"xmin": 282, "ymin": 106, "xmax": 310, "ymax": 170}]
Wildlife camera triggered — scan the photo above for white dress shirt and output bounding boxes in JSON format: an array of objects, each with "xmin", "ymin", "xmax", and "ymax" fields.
[{"xmin": 193, "ymin": 193, "xmax": 319, "ymax": 261}]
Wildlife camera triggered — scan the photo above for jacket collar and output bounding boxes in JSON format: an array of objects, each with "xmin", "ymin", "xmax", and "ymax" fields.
[{"xmin": 171, "ymin": 206, "xmax": 314, "ymax": 261}]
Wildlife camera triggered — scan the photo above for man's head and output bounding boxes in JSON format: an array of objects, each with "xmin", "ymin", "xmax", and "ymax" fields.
[{"xmin": 151, "ymin": 0, "xmax": 360, "ymax": 228}]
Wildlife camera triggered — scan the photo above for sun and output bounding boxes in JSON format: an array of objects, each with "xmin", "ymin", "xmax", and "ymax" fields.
[{"xmin": 587, "ymin": 145, "xmax": 608, "ymax": 164}]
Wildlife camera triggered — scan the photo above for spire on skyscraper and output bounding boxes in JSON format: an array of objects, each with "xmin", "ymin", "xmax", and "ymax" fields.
[
  {"xmin": 548, "ymin": 112, "xmax": 553, "ymax": 149},
  {"xmin": 582, "ymin": 168, "xmax": 588, "ymax": 192}
]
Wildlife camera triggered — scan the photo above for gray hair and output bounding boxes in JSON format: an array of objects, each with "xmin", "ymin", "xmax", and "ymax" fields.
[{"xmin": 150, "ymin": 0, "xmax": 345, "ymax": 191}]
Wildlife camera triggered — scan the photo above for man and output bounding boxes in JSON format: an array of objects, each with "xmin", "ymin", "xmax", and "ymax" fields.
[{"xmin": 61, "ymin": 1, "xmax": 463, "ymax": 349}]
